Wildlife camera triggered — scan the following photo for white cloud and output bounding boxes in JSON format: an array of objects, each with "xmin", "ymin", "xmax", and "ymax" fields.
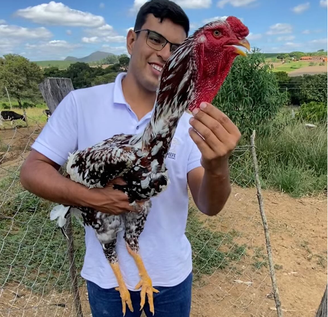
[
  {"xmin": 292, "ymin": 2, "xmax": 310, "ymax": 13},
  {"xmin": 82, "ymin": 35, "xmax": 126, "ymax": 43},
  {"xmin": 15, "ymin": 1, "xmax": 105, "ymax": 27},
  {"xmin": 302, "ymin": 29, "xmax": 311, "ymax": 34},
  {"xmin": 247, "ymin": 33, "xmax": 262, "ymax": 40},
  {"xmin": 99, "ymin": 3, "xmax": 105, "ymax": 9},
  {"xmin": 84, "ymin": 24, "xmax": 115, "ymax": 37},
  {"xmin": 66, "ymin": 29, "xmax": 72, "ymax": 35},
  {"xmin": 102, "ymin": 45, "xmax": 128, "ymax": 55},
  {"xmin": 174, "ymin": 0, "xmax": 212, "ymax": 8},
  {"xmin": 82, "ymin": 24, "xmax": 126, "ymax": 44},
  {"xmin": 309, "ymin": 38, "xmax": 327, "ymax": 45},
  {"xmin": 267, "ymin": 23, "xmax": 293, "ymax": 35},
  {"xmin": 203, "ymin": 16, "xmax": 229, "ymax": 24},
  {"xmin": 0, "ymin": 24, "xmax": 52, "ymax": 41},
  {"xmin": 217, "ymin": 0, "xmax": 257, "ymax": 8},
  {"xmin": 320, "ymin": 0, "xmax": 327, "ymax": 7},
  {"xmin": 0, "ymin": 19, "xmax": 6, "ymax": 24},
  {"xmin": 130, "ymin": 0, "xmax": 211, "ymax": 13},
  {"xmin": 82, "ymin": 36, "xmax": 99, "ymax": 43},
  {"xmin": 25, "ymin": 40, "xmax": 81, "ymax": 60},
  {"xmin": 276, "ymin": 35, "xmax": 295, "ymax": 41}
]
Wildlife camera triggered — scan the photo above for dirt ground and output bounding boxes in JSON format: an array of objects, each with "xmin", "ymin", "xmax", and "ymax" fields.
[
  {"xmin": 288, "ymin": 65, "xmax": 327, "ymax": 76},
  {"xmin": 0, "ymin": 125, "xmax": 327, "ymax": 317}
]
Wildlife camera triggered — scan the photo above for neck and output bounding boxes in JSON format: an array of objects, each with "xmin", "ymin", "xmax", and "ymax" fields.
[
  {"xmin": 122, "ymin": 73, "xmax": 156, "ymax": 119},
  {"xmin": 141, "ymin": 93, "xmax": 189, "ymax": 152}
]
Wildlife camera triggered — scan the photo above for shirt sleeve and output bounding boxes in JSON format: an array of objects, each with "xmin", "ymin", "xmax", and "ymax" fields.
[
  {"xmin": 187, "ymin": 137, "xmax": 202, "ymax": 173},
  {"xmin": 31, "ymin": 91, "xmax": 78, "ymax": 166}
]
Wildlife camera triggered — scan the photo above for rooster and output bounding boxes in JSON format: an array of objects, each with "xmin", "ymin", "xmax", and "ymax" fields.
[{"xmin": 50, "ymin": 16, "xmax": 250, "ymax": 315}]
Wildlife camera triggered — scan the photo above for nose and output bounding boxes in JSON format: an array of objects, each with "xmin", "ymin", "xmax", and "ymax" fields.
[{"xmin": 156, "ymin": 43, "xmax": 172, "ymax": 62}]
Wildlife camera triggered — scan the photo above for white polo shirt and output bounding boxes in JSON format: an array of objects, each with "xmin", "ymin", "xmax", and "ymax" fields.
[{"xmin": 32, "ymin": 72, "xmax": 202, "ymax": 289}]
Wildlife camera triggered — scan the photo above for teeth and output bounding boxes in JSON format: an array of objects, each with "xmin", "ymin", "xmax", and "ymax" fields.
[{"xmin": 151, "ymin": 64, "xmax": 162, "ymax": 72}]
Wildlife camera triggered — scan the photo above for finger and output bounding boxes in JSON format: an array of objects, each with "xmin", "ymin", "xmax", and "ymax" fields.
[
  {"xmin": 190, "ymin": 113, "xmax": 232, "ymax": 147},
  {"xmin": 189, "ymin": 127, "xmax": 215, "ymax": 157},
  {"xmin": 110, "ymin": 177, "xmax": 127, "ymax": 185},
  {"xmin": 189, "ymin": 118, "xmax": 226, "ymax": 153},
  {"xmin": 195, "ymin": 102, "xmax": 240, "ymax": 136}
]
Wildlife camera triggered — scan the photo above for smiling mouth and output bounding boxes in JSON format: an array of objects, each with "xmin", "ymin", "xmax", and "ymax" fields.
[{"xmin": 150, "ymin": 63, "xmax": 163, "ymax": 72}]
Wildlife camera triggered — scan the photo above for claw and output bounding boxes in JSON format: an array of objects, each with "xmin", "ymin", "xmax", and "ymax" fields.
[
  {"xmin": 115, "ymin": 286, "xmax": 133, "ymax": 316},
  {"xmin": 135, "ymin": 279, "xmax": 159, "ymax": 314}
]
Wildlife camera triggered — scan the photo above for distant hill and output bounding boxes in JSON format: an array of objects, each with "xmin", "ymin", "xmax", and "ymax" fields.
[{"xmin": 64, "ymin": 51, "xmax": 116, "ymax": 63}]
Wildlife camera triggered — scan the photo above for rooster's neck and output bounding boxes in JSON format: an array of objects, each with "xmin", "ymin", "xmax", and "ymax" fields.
[
  {"xmin": 141, "ymin": 96, "xmax": 189, "ymax": 154},
  {"xmin": 129, "ymin": 39, "xmax": 196, "ymax": 154}
]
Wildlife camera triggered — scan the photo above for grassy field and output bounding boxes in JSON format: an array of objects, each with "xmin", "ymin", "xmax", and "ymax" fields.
[
  {"xmin": 267, "ymin": 60, "xmax": 327, "ymax": 72},
  {"xmin": 231, "ymin": 107, "xmax": 327, "ymax": 197},
  {"xmin": 34, "ymin": 60, "xmax": 74, "ymax": 69}
]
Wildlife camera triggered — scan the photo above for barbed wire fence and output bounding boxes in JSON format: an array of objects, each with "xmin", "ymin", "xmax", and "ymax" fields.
[{"xmin": 0, "ymin": 79, "xmax": 325, "ymax": 317}]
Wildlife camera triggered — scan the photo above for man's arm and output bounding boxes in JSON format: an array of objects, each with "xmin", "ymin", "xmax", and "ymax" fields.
[
  {"xmin": 187, "ymin": 102, "xmax": 240, "ymax": 216},
  {"xmin": 20, "ymin": 149, "xmax": 135, "ymax": 215},
  {"xmin": 188, "ymin": 165, "xmax": 231, "ymax": 216}
]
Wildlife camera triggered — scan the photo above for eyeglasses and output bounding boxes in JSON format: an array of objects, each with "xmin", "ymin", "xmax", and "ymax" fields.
[{"xmin": 134, "ymin": 29, "xmax": 181, "ymax": 53}]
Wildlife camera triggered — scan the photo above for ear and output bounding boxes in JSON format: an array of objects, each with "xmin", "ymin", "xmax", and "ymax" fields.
[{"xmin": 126, "ymin": 29, "xmax": 137, "ymax": 55}]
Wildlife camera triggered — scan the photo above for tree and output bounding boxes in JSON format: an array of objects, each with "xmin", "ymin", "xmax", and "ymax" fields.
[
  {"xmin": 119, "ymin": 54, "xmax": 130, "ymax": 71},
  {"xmin": 65, "ymin": 62, "xmax": 93, "ymax": 88},
  {"xmin": 43, "ymin": 66, "xmax": 66, "ymax": 78},
  {"xmin": 0, "ymin": 54, "xmax": 43, "ymax": 107},
  {"xmin": 213, "ymin": 49, "xmax": 288, "ymax": 137}
]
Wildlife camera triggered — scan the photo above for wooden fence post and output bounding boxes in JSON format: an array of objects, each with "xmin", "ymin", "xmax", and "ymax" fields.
[
  {"xmin": 38, "ymin": 77, "xmax": 83, "ymax": 317},
  {"xmin": 316, "ymin": 285, "xmax": 327, "ymax": 317},
  {"xmin": 38, "ymin": 77, "xmax": 74, "ymax": 114}
]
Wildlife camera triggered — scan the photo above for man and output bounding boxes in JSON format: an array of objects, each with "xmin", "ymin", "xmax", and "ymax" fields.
[{"xmin": 20, "ymin": 0, "xmax": 241, "ymax": 316}]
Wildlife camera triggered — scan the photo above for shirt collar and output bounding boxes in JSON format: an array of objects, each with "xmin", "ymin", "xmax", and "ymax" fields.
[
  {"xmin": 113, "ymin": 72, "xmax": 154, "ymax": 120},
  {"xmin": 113, "ymin": 72, "xmax": 128, "ymax": 106}
]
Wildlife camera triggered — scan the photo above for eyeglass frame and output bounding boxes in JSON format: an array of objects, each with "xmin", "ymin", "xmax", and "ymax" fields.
[{"xmin": 134, "ymin": 29, "xmax": 181, "ymax": 53}]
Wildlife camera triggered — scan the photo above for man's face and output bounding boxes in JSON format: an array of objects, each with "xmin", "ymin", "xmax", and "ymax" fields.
[{"xmin": 127, "ymin": 14, "xmax": 187, "ymax": 93}]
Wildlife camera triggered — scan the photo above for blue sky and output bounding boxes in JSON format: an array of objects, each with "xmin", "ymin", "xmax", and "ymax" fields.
[{"xmin": 0, "ymin": 0, "xmax": 327, "ymax": 61}]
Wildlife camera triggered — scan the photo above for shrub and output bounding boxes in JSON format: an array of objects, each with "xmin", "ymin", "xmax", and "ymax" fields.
[
  {"xmin": 214, "ymin": 49, "xmax": 287, "ymax": 137},
  {"xmin": 297, "ymin": 101, "xmax": 327, "ymax": 123}
]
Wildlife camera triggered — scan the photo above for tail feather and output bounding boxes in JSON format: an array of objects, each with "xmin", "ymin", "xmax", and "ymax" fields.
[{"xmin": 50, "ymin": 205, "xmax": 71, "ymax": 227}]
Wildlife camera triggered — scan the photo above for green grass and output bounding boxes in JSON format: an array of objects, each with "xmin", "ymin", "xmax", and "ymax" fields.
[
  {"xmin": 231, "ymin": 107, "xmax": 327, "ymax": 197},
  {"xmin": 271, "ymin": 61, "xmax": 304, "ymax": 72},
  {"xmin": 186, "ymin": 207, "xmax": 247, "ymax": 280},
  {"xmin": 0, "ymin": 99, "xmax": 48, "ymax": 125},
  {"xmin": 0, "ymin": 173, "xmax": 86, "ymax": 294}
]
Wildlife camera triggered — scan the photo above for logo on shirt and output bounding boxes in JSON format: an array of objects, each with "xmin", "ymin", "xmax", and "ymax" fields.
[{"xmin": 167, "ymin": 138, "xmax": 179, "ymax": 160}]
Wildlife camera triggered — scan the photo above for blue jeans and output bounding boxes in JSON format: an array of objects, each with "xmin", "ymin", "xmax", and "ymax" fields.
[{"xmin": 86, "ymin": 272, "xmax": 193, "ymax": 317}]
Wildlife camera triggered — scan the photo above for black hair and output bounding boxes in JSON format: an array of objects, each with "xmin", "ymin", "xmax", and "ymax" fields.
[{"xmin": 134, "ymin": 0, "xmax": 189, "ymax": 36}]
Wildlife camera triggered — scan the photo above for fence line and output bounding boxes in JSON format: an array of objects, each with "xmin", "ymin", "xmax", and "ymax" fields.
[{"xmin": 0, "ymin": 78, "xmax": 326, "ymax": 317}]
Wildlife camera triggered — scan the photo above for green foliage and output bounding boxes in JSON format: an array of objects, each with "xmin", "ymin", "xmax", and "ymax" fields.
[
  {"xmin": 300, "ymin": 74, "xmax": 327, "ymax": 105},
  {"xmin": 186, "ymin": 207, "xmax": 246, "ymax": 280},
  {"xmin": 274, "ymin": 73, "xmax": 327, "ymax": 106},
  {"xmin": 0, "ymin": 54, "xmax": 43, "ymax": 107},
  {"xmin": 297, "ymin": 102, "xmax": 327, "ymax": 123},
  {"xmin": 230, "ymin": 107, "xmax": 327, "ymax": 197},
  {"xmin": 91, "ymin": 72, "xmax": 119, "ymax": 86},
  {"xmin": 118, "ymin": 54, "xmax": 130, "ymax": 70},
  {"xmin": 213, "ymin": 49, "xmax": 287, "ymax": 137}
]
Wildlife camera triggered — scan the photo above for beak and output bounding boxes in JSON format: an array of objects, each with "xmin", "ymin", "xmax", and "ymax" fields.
[{"xmin": 233, "ymin": 38, "xmax": 251, "ymax": 56}]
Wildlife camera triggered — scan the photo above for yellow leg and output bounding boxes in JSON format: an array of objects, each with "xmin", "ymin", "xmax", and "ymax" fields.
[
  {"xmin": 126, "ymin": 244, "xmax": 159, "ymax": 315},
  {"xmin": 110, "ymin": 262, "xmax": 134, "ymax": 316}
]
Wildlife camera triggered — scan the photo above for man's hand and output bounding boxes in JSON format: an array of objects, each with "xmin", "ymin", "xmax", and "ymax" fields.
[
  {"xmin": 189, "ymin": 102, "xmax": 241, "ymax": 176},
  {"xmin": 90, "ymin": 178, "xmax": 145, "ymax": 215}
]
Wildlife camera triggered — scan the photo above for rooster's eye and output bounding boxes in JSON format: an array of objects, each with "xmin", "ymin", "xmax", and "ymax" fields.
[{"xmin": 213, "ymin": 30, "xmax": 221, "ymax": 37}]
